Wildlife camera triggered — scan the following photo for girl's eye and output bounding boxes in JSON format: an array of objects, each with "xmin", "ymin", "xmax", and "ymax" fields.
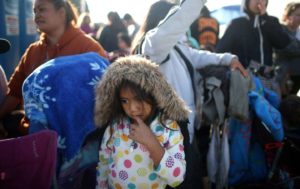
[{"xmin": 120, "ymin": 99, "xmax": 128, "ymax": 104}]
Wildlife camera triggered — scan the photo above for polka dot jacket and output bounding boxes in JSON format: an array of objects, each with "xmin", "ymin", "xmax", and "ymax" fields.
[{"xmin": 95, "ymin": 115, "xmax": 186, "ymax": 189}]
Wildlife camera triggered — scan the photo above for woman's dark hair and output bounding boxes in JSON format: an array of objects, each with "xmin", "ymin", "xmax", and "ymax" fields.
[
  {"xmin": 51, "ymin": 0, "xmax": 78, "ymax": 26},
  {"xmin": 107, "ymin": 11, "xmax": 127, "ymax": 33},
  {"xmin": 142, "ymin": 0, "xmax": 175, "ymax": 33},
  {"xmin": 131, "ymin": 0, "xmax": 175, "ymax": 53}
]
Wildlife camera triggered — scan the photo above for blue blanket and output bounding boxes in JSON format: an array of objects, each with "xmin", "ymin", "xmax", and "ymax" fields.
[{"xmin": 23, "ymin": 52, "xmax": 108, "ymax": 161}]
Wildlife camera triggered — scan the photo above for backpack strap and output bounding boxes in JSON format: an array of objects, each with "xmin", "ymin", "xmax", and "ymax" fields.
[
  {"xmin": 174, "ymin": 45, "xmax": 197, "ymax": 103},
  {"xmin": 177, "ymin": 120, "xmax": 190, "ymax": 151},
  {"xmin": 132, "ymin": 35, "xmax": 145, "ymax": 55}
]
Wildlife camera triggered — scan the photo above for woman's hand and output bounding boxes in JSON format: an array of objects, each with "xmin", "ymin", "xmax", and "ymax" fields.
[{"xmin": 230, "ymin": 58, "xmax": 249, "ymax": 78}]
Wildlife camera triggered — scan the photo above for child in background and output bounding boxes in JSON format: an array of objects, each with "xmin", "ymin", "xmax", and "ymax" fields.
[
  {"xmin": 94, "ymin": 55, "xmax": 190, "ymax": 189},
  {"xmin": 108, "ymin": 32, "xmax": 132, "ymax": 62}
]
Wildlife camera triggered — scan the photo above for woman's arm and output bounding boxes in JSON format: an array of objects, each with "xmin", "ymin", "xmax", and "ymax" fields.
[
  {"xmin": 186, "ymin": 44, "xmax": 248, "ymax": 77},
  {"xmin": 142, "ymin": 0, "xmax": 206, "ymax": 63}
]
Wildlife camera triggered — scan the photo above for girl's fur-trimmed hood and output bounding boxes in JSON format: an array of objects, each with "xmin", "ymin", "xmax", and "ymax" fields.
[{"xmin": 94, "ymin": 55, "xmax": 190, "ymax": 127}]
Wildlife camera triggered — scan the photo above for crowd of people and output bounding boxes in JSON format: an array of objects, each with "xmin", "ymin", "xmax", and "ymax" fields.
[{"xmin": 0, "ymin": 0, "xmax": 300, "ymax": 188}]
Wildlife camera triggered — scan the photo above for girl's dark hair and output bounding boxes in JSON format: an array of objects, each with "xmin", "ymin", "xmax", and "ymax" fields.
[
  {"xmin": 131, "ymin": 0, "xmax": 175, "ymax": 53},
  {"xmin": 51, "ymin": 0, "xmax": 78, "ymax": 26},
  {"xmin": 110, "ymin": 80, "xmax": 156, "ymax": 124}
]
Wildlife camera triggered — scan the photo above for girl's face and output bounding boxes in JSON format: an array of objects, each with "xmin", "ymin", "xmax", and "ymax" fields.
[
  {"xmin": 248, "ymin": 0, "xmax": 267, "ymax": 15},
  {"xmin": 119, "ymin": 87, "xmax": 153, "ymax": 122},
  {"xmin": 33, "ymin": 0, "xmax": 65, "ymax": 33}
]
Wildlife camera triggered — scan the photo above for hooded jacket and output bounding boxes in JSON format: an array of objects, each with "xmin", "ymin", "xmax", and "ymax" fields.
[
  {"xmin": 94, "ymin": 55, "xmax": 190, "ymax": 189},
  {"xmin": 94, "ymin": 55, "xmax": 190, "ymax": 127},
  {"xmin": 217, "ymin": 0, "xmax": 290, "ymax": 68},
  {"xmin": 8, "ymin": 24, "xmax": 107, "ymax": 99}
]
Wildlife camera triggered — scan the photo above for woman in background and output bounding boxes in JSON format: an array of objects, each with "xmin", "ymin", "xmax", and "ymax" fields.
[
  {"xmin": 97, "ymin": 11, "xmax": 128, "ymax": 52},
  {"xmin": 77, "ymin": 12, "xmax": 96, "ymax": 38}
]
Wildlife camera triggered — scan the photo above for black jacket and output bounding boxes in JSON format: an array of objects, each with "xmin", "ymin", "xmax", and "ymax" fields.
[{"xmin": 217, "ymin": 14, "xmax": 291, "ymax": 68}]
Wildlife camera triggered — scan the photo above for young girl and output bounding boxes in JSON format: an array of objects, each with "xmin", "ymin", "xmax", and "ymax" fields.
[{"xmin": 94, "ymin": 56, "xmax": 190, "ymax": 189}]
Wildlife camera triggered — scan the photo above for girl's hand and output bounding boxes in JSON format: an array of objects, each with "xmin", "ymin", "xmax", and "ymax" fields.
[
  {"xmin": 129, "ymin": 117, "xmax": 157, "ymax": 145},
  {"xmin": 129, "ymin": 117, "xmax": 165, "ymax": 166}
]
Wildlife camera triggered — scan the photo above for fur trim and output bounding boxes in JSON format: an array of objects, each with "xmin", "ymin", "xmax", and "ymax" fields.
[{"xmin": 94, "ymin": 55, "xmax": 190, "ymax": 127}]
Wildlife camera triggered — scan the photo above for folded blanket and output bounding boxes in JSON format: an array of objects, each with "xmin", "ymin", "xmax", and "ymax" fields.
[
  {"xmin": 23, "ymin": 52, "xmax": 108, "ymax": 160},
  {"xmin": 0, "ymin": 130, "xmax": 57, "ymax": 189}
]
